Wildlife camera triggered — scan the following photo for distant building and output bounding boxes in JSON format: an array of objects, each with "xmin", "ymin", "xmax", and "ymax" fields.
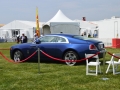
[{"xmin": 0, "ymin": 24, "xmax": 4, "ymax": 28}]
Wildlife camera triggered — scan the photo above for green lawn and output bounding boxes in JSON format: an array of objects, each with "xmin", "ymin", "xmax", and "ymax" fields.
[{"xmin": 0, "ymin": 42, "xmax": 120, "ymax": 90}]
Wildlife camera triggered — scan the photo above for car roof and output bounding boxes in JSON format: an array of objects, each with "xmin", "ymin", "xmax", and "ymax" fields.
[{"xmin": 45, "ymin": 34, "xmax": 75, "ymax": 37}]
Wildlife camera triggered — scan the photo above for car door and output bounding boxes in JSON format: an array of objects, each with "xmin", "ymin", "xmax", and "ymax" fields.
[
  {"xmin": 29, "ymin": 36, "xmax": 58, "ymax": 60},
  {"xmin": 29, "ymin": 43, "xmax": 40, "ymax": 60},
  {"xmin": 55, "ymin": 36, "xmax": 69, "ymax": 58}
]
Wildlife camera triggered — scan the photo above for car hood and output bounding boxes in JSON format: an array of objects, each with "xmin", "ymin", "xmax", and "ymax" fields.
[{"xmin": 11, "ymin": 43, "xmax": 35, "ymax": 48}]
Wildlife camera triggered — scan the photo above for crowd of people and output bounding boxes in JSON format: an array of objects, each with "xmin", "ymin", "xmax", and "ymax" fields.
[
  {"xmin": 81, "ymin": 32, "xmax": 91, "ymax": 37},
  {"xmin": 81, "ymin": 32, "xmax": 98, "ymax": 38},
  {"xmin": 16, "ymin": 33, "xmax": 40, "ymax": 44}
]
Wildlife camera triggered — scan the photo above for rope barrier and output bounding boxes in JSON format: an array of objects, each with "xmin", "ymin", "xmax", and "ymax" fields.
[
  {"xmin": 0, "ymin": 52, "xmax": 15, "ymax": 63},
  {"xmin": 1, "ymin": 48, "xmax": 120, "ymax": 64},
  {"xmin": 0, "ymin": 50, "xmax": 37, "ymax": 63},
  {"xmin": 0, "ymin": 48, "xmax": 10, "ymax": 50},
  {"xmin": 107, "ymin": 52, "xmax": 120, "ymax": 59},
  {"xmin": 39, "ymin": 50, "xmax": 120, "ymax": 63},
  {"xmin": 40, "ymin": 50, "xmax": 100, "ymax": 62}
]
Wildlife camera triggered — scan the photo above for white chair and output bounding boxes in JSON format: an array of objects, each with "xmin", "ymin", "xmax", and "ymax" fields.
[
  {"xmin": 106, "ymin": 53, "xmax": 120, "ymax": 75},
  {"xmin": 85, "ymin": 53, "xmax": 101, "ymax": 76}
]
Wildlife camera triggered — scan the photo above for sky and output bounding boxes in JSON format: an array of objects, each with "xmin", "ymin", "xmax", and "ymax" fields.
[{"xmin": 0, "ymin": 0, "xmax": 120, "ymax": 24}]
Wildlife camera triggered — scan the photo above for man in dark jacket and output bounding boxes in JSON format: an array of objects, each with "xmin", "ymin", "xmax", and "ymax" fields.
[{"xmin": 21, "ymin": 33, "xmax": 28, "ymax": 43}]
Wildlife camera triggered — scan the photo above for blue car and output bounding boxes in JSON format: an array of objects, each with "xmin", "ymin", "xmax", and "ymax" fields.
[{"xmin": 10, "ymin": 34, "xmax": 106, "ymax": 66}]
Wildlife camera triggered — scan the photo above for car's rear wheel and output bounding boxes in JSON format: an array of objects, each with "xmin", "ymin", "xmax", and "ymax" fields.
[
  {"xmin": 13, "ymin": 50, "xmax": 23, "ymax": 62},
  {"xmin": 63, "ymin": 51, "xmax": 79, "ymax": 66}
]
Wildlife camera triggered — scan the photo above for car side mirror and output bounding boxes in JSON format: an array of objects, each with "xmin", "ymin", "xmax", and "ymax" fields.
[{"xmin": 36, "ymin": 39, "xmax": 41, "ymax": 44}]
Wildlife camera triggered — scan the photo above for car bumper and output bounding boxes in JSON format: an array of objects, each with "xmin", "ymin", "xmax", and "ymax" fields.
[{"xmin": 98, "ymin": 49, "xmax": 106, "ymax": 58}]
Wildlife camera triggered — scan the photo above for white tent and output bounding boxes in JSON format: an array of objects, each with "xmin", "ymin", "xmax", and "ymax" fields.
[
  {"xmin": 95, "ymin": 16, "xmax": 120, "ymax": 38},
  {"xmin": 0, "ymin": 20, "xmax": 44, "ymax": 40},
  {"xmin": 44, "ymin": 10, "xmax": 74, "ymax": 25},
  {"xmin": 74, "ymin": 20, "xmax": 98, "ymax": 37},
  {"xmin": 42, "ymin": 10, "xmax": 80, "ymax": 35}
]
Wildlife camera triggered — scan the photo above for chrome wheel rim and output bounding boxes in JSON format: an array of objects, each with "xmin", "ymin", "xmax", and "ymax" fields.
[
  {"xmin": 14, "ymin": 51, "xmax": 21, "ymax": 62},
  {"xmin": 64, "ymin": 52, "xmax": 77, "ymax": 66}
]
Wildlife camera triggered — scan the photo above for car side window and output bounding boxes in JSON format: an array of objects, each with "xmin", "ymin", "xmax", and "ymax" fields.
[
  {"xmin": 40, "ymin": 36, "xmax": 56, "ymax": 42},
  {"xmin": 56, "ymin": 37, "xmax": 66, "ymax": 42}
]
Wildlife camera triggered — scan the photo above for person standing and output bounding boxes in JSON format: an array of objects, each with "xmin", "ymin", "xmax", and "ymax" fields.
[
  {"xmin": 16, "ymin": 34, "xmax": 20, "ymax": 44},
  {"xmin": 20, "ymin": 33, "xmax": 25, "ymax": 43},
  {"xmin": 21, "ymin": 33, "xmax": 28, "ymax": 43},
  {"xmin": 24, "ymin": 35, "xmax": 28, "ymax": 43},
  {"xmin": 33, "ymin": 33, "xmax": 38, "ymax": 43}
]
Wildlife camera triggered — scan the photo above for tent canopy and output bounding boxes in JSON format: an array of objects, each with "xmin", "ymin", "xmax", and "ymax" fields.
[
  {"xmin": 43, "ymin": 10, "xmax": 74, "ymax": 26},
  {"xmin": 0, "ymin": 20, "xmax": 44, "ymax": 29}
]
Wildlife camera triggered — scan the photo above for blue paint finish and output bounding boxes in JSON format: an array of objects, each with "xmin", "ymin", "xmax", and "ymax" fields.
[{"xmin": 10, "ymin": 34, "xmax": 106, "ymax": 62}]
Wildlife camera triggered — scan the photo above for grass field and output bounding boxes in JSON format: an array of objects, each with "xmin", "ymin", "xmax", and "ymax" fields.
[{"xmin": 0, "ymin": 42, "xmax": 120, "ymax": 90}]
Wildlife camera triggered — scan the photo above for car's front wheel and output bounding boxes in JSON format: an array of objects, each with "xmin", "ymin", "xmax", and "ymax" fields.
[
  {"xmin": 13, "ymin": 50, "xmax": 23, "ymax": 62},
  {"xmin": 63, "ymin": 51, "xmax": 79, "ymax": 66}
]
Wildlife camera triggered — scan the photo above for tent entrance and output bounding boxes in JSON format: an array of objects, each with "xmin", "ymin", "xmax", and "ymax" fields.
[
  {"xmin": 12, "ymin": 29, "xmax": 20, "ymax": 37},
  {"xmin": 43, "ymin": 25, "xmax": 51, "ymax": 35},
  {"xmin": 93, "ymin": 30, "xmax": 98, "ymax": 38}
]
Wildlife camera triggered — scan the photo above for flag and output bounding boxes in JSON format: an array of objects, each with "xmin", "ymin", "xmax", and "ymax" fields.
[{"xmin": 36, "ymin": 7, "xmax": 40, "ymax": 37}]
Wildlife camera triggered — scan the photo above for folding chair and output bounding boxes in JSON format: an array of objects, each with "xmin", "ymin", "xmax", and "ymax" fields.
[
  {"xmin": 106, "ymin": 53, "xmax": 120, "ymax": 75},
  {"xmin": 85, "ymin": 53, "xmax": 101, "ymax": 76}
]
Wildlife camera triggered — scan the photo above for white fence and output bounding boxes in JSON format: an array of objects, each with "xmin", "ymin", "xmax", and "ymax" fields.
[{"xmin": 92, "ymin": 38, "xmax": 112, "ymax": 47}]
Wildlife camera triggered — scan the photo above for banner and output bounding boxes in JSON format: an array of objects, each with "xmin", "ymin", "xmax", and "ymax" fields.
[{"xmin": 36, "ymin": 7, "xmax": 40, "ymax": 37}]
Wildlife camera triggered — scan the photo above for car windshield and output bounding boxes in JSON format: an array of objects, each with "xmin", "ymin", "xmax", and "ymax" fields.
[{"xmin": 73, "ymin": 35, "xmax": 91, "ymax": 40}]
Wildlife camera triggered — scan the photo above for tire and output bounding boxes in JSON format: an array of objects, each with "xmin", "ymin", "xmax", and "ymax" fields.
[
  {"xmin": 63, "ymin": 51, "xmax": 79, "ymax": 66},
  {"xmin": 13, "ymin": 50, "xmax": 23, "ymax": 62}
]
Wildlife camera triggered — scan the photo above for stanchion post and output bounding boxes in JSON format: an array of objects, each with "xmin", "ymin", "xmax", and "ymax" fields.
[
  {"xmin": 102, "ymin": 50, "xmax": 109, "ymax": 80},
  {"xmin": 38, "ymin": 48, "xmax": 40, "ymax": 74}
]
